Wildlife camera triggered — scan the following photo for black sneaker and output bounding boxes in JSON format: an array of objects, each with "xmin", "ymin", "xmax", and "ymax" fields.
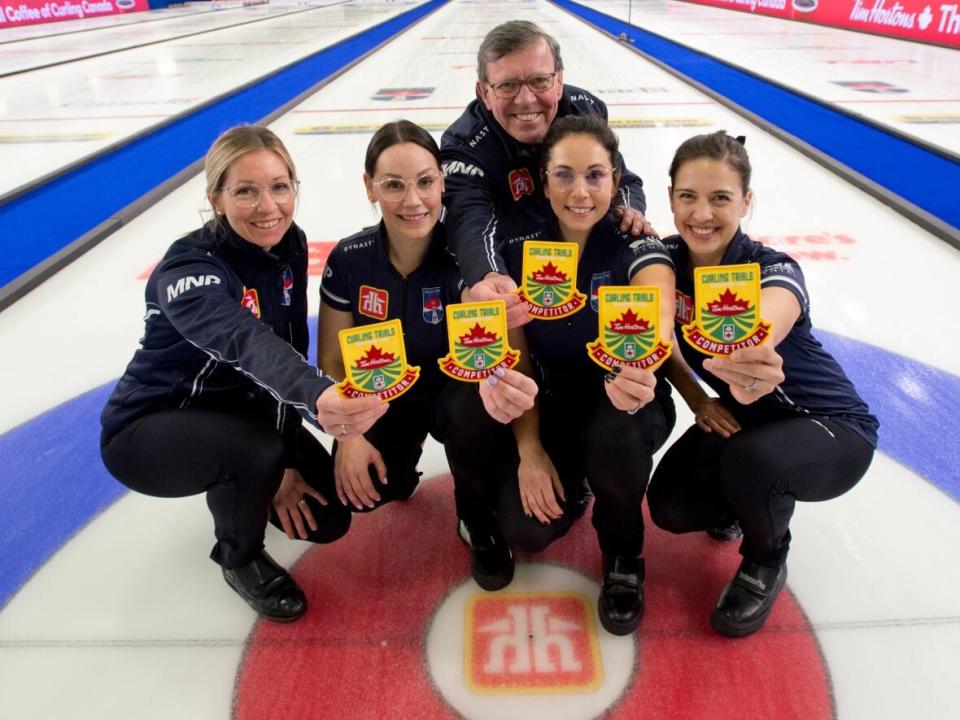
[
  {"xmin": 598, "ymin": 554, "xmax": 645, "ymax": 635},
  {"xmin": 222, "ymin": 551, "xmax": 307, "ymax": 623},
  {"xmin": 457, "ymin": 519, "xmax": 514, "ymax": 591},
  {"xmin": 706, "ymin": 520, "xmax": 743, "ymax": 542},
  {"xmin": 711, "ymin": 559, "xmax": 787, "ymax": 638}
]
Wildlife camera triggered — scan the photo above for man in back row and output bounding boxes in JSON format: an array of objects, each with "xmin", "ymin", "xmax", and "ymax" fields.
[{"xmin": 441, "ymin": 20, "xmax": 651, "ymax": 328}]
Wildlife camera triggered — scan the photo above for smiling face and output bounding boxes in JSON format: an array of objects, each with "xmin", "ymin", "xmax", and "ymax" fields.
[
  {"xmin": 543, "ymin": 132, "xmax": 618, "ymax": 244},
  {"xmin": 364, "ymin": 142, "xmax": 443, "ymax": 247},
  {"xmin": 669, "ymin": 156, "xmax": 752, "ymax": 267},
  {"xmin": 477, "ymin": 37, "xmax": 563, "ymax": 145},
  {"xmin": 210, "ymin": 149, "xmax": 295, "ymax": 252}
]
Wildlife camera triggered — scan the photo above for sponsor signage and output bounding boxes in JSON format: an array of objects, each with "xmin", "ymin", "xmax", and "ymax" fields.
[
  {"xmin": 675, "ymin": 0, "xmax": 960, "ymax": 48},
  {"xmin": 0, "ymin": 0, "xmax": 148, "ymax": 28}
]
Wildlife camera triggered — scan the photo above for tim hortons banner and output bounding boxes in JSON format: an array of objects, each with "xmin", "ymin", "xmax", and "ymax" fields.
[{"xmin": 675, "ymin": 0, "xmax": 960, "ymax": 49}]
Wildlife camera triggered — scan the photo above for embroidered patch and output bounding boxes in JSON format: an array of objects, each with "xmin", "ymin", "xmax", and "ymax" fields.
[
  {"xmin": 337, "ymin": 319, "xmax": 419, "ymax": 401},
  {"xmin": 358, "ymin": 285, "xmax": 388, "ymax": 321},
  {"xmin": 590, "ymin": 271, "xmax": 612, "ymax": 312},
  {"xmin": 280, "ymin": 266, "xmax": 294, "ymax": 307},
  {"xmin": 587, "ymin": 286, "xmax": 672, "ymax": 371},
  {"xmin": 508, "ymin": 168, "xmax": 535, "ymax": 201},
  {"xmin": 438, "ymin": 300, "xmax": 519, "ymax": 382},
  {"xmin": 422, "ymin": 287, "xmax": 444, "ymax": 325},
  {"xmin": 241, "ymin": 287, "xmax": 261, "ymax": 318}
]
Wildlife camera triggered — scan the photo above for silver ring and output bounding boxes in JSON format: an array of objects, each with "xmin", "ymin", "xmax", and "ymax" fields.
[
  {"xmin": 627, "ymin": 405, "xmax": 642, "ymax": 416},
  {"xmin": 743, "ymin": 377, "xmax": 758, "ymax": 392},
  {"xmin": 339, "ymin": 424, "xmax": 348, "ymax": 436},
  {"xmin": 298, "ymin": 498, "xmax": 307, "ymax": 507}
]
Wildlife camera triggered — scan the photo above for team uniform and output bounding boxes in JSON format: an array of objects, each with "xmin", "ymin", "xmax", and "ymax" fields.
[
  {"xmin": 441, "ymin": 216, "xmax": 676, "ymax": 558},
  {"xmin": 440, "ymin": 85, "xmax": 647, "ymax": 286},
  {"xmin": 648, "ymin": 230, "xmax": 878, "ymax": 566},
  {"xmin": 101, "ymin": 221, "xmax": 350, "ymax": 568},
  {"xmin": 320, "ymin": 221, "xmax": 463, "ymax": 505}
]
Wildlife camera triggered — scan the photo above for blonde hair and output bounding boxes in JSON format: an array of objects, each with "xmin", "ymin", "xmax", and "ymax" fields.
[{"xmin": 205, "ymin": 126, "xmax": 297, "ymax": 227}]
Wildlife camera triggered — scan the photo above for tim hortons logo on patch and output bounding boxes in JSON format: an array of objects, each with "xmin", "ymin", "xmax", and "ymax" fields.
[
  {"xmin": 438, "ymin": 300, "xmax": 520, "ymax": 382},
  {"xmin": 517, "ymin": 241, "xmax": 587, "ymax": 320},
  {"xmin": 358, "ymin": 285, "xmax": 388, "ymax": 320},
  {"xmin": 241, "ymin": 287, "xmax": 261, "ymax": 318},
  {"xmin": 681, "ymin": 263, "xmax": 772, "ymax": 357},
  {"xmin": 508, "ymin": 168, "xmax": 535, "ymax": 201},
  {"xmin": 465, "ymin": 593, "xmax": 602, "ymax": 693},
  {"xmin": 337, "ymin": 319, "xmax": 419, "ymax": 401},
  {"xmin": 587, "ymin": 286, "xmax": 672, "ymax": 372}
]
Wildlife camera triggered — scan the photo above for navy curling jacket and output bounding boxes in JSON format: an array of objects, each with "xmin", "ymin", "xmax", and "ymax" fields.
[
  {"xmin": 441, "ymin": 84, "xmax": 647, "ymax": 286},
  {"xmin": 665, "ymin": 230, "xmax": 879, "ymax": 446},
  {"xmin": 101, "ymin": 221, "xmax": 335, "ymax": 456}
]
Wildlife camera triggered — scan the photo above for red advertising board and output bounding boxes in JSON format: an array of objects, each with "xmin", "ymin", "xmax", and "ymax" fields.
[
  {"xmin": 676, "ymin": 0, "xmax": 960, "ymax": 48},
  {"xmin": 0, "ymin": 0, "xmax": 149, "ymax": 28}
]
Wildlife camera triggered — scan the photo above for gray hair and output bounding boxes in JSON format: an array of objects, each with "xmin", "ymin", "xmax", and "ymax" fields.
[{"xmin": 476, "ymin": 20, "xmax": 563, "ymax": 82}]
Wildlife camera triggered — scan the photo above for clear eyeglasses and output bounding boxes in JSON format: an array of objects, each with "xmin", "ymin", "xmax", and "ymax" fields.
[
  {"xmin": 223, "ymin": 180, "xmax": 299, "ymax": 208},
  {"xmin": 487, "ymin": 72, "xmax": 557, "ymax": 99},
  {"xmin": 372, "ymin": 174, "xmax": 441, "ymax": 202},
  {"xmin": 544, "ymin": 167, "xmax": 614, "ymax": 191}
]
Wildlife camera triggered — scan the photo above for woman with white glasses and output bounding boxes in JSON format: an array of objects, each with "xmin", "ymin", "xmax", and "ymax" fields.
[
  {"xmin": 316, "ymin": 121, "xmax": 536, "ymax": 514},
  {"xmin": 439, "ymin": 115, "xmax": 676, "ymax": 635},
  {"xmin": 101, "ymin": 126, "xmax": 387, "ymax": 623}
]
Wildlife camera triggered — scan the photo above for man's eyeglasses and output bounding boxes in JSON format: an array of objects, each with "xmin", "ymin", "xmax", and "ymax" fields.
[
  {"xmin": 486, "ymin": 72, "xmax": 558, "ymax": 99},
  {"xmin": 372, "ymin": 174, "xmax": 441, "ymax": 202},
  {"xmin": 223, "ymin": 181, "xmax": 299, "ymax": 208},
  {"xmin": 544, "ymin": 167, "xmax": 614, "ymax": 191}
]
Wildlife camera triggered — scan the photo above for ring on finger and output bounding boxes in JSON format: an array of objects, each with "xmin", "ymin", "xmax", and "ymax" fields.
[
  {"xmin": 743, "ymin": 377, "xmax": 758, "ymax": 392},
  {"xmin": 339, "ymin": 423, "xmax": 348, "ymax": 435},
  {"xmin": 298, "ymin": 498, "xmax": 307, "ymax": 507}
]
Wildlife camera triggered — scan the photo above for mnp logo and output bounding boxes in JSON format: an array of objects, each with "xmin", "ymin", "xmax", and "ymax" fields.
[{"xmin": 467, "ymin": 593, "xmax": 601, "ymax": 693}]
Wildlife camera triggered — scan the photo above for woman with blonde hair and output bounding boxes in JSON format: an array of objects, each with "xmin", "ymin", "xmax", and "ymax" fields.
[{"xmin": 101, "ymin": 126, "xmax": 385, "ymax": 622}]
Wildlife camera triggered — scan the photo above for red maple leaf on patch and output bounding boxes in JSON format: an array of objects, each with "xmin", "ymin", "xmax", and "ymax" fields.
[
  {"xmin": 531, "ymin": 261, "xmax": 567, "ymax": 285},
  {"xmin": 706, "ymin": 288, "xmax": 750, "ymax": 316},
  {"xmin": 355, "ymin": 345, "xmax": 396, "ymax": 370},
  {"xmin": 459, "ymin": 323, "xmax": 498, "ymax": 347},
  {"xmin": 609, "ymin": 308, "xmax": 650, "ymax": 334}
]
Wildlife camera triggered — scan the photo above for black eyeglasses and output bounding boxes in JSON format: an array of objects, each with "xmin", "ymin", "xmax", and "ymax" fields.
[{"xmin": 486, "ymin": 72, "xmax": 557, "ymax": 99}]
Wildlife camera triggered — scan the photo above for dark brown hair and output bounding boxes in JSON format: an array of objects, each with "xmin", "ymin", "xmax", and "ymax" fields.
[
  {"xmin": 364, "ymin": 120, "xmax": 440, "ymax": 176},
  {"xmin": 668, "ymin": 131, "xmax": 751, "ymax": 191},
  {"xmin": 541, "ymin": 114, "xmax": 621, "ymax": 171}
]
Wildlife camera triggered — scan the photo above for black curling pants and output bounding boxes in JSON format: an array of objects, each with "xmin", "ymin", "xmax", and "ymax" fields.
[
  {"xmin": 437, "ymin": 377, "xmax": 674, "ymax": 557},
  {"xmin": 101, "ymin": 409, "xmax": 351, "ymax": 568},
  {"xmin": 332, "ymin": 385, "xmax": 452, "ymax": 511},
  {"xmin": 647, "ymin": 412, "xmax": 874, "ymax": 566}
]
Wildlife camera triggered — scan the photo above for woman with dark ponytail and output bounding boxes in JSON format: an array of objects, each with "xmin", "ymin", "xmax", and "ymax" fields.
[{"xmin": 651, "ymin": 131, "xmax": 878, "ymax": 637}]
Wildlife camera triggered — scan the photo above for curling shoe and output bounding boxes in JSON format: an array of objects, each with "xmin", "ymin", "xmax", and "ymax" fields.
[
  {"xmin": 222, "ymin": 551, "xmax": 307, "ymax": 623},
  {"xmin": 711, "ymin": 559, "xmax": 786, "ymax": 638},
  {"xmin": 706, "ymin": 519, "xmax": 743, "ymax": 543},
  {"xmin": 598, "ymin": 555, "xmax": 644, "ymax": 635},
  {"xmin": 458, "ymin": 519, "xmax": 514, "ymax": 591}
]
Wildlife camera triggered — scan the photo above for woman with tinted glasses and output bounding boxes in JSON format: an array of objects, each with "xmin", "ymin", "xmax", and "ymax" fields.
[
  {"xmin": 649, "ymin": 131, "xmax": 877, "ymax": 637},
  {"xmin": 101, "ymin": 126, "xmax": 387, "ymax": 624},
  {"xmin": 439, "ymin": 114, "xmax": 676, "ymax": 635},
  {"xmin": 316, "ymin": 121, "xmax": 536, "ymax": 514}
]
